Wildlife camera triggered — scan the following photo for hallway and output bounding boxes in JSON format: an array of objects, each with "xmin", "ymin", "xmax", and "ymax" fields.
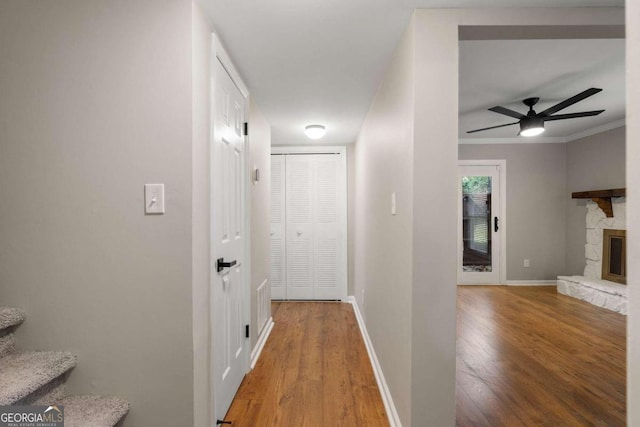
[{"xmin": 225, "ymin": 302, "xmax": 388, "ymax": 426}]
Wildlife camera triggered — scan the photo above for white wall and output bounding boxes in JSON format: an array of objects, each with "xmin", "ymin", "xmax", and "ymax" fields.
[
  {"xmin": 459, "ymin": 143, "xmax": 568, "ymax": 280},
  {"xmin": 626, "ymin": 1, "xmax": 639, "ymax": 424},
  {"xmin": 248, "ymin": 99, "xmax": 272, "ymax": 346},
  {"xmin": 566, "ymin": 127, "xmax": 626, "ymax": 276},
  {"xmin": 0, "ymin": 1, "xmax": 194, "ymax": 426},
  {"xmin": 354, "ymin": 16, "xmax": 415, "ymax": 424}
]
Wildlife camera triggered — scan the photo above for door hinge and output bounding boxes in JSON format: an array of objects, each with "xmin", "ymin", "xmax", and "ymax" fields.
[
  {"xmin": 216, "ymin": 420, "xmax": 232, "ymax": 425},
  {"xmin": 243, "ymin": 122, "xmax": 248, "ymax": 136},
  {"xmin": 245, "ymin": 324, "xmax": 250, "ymax": 338}
]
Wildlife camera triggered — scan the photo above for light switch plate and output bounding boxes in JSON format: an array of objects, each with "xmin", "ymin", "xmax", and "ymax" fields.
[{"xmin": 145, "ymin": 184, "xmax": 165, "ymax": 214}]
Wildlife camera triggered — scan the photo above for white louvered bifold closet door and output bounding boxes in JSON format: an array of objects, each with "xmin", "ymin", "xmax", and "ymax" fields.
[
  {"xmin": 285, "ymin": 155, "xmax": 315, "ymax": 299},
  {"xmin": 270, "ymin": 152, "xmax": 346, "ymax": 301},
  {"xmin": 312, "ymin": 155, "xmax": 344, "ymax": 300},
  {"xmin": 270, "ymin": 155, "xmax": 287, "ymax": 299}
]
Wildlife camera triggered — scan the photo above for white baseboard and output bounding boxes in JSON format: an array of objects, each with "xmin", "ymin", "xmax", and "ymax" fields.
[
  {"xmin": 505, "ymin": 280, "xmax": 556, "ymax": 286},
  {"xmin": 348, "ymin": 296, "xmax": 402, "ymax": 427},
  {"xmin": 250, "ymin": 316, "xmax": 274, "ymax": 369}
]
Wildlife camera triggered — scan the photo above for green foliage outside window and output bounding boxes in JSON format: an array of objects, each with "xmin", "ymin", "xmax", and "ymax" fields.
[{"xmin": 462, "ymin": 176, "xmax": 491, "ymax": 194}]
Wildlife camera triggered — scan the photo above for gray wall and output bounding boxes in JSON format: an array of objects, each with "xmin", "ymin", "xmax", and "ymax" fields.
[
  {"xmin": 249, "ymin": 99, "xmax": 272, "ymax": 347},
  {"xmin": 355, "ymin": 8, "xmax": 622, "ymax": 426},
  {"xmin": 0, "ymin": 1, "xmax": 194, "ymax": 426},
  {"xmin": 565, "ymin": 127, "xmax": 626, "ymax": 275},
  {"xmin": 459, "ymin": 143, "xmax": 568, "ymax": 281},
  {"xmin": 192, "ymin": 3, "xmax": 214, "ymax": 426},
  {"xmin": 628, "ymin": 2, "xmax": 640, "ymax": 423},
  {"xmin": 354, "ymin": 17, "xmax": 415, "ymax": 424},
  {"xmin": 411, "ymin": 9, "xmax": 622, "ymax": 426},
  {"xmin": 412, "ymin": 11, "xmax": 460, "ymax": 426}
]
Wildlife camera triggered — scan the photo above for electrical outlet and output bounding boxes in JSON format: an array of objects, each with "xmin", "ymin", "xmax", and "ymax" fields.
[{"xmin": 523, "ymin": 259, "xmax": 530, "ymax": 268}]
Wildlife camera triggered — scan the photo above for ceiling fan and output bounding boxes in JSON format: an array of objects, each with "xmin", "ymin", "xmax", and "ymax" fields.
[{"xmin": 467, "ymin": 88, "xmax": 605, "ymax": 137}]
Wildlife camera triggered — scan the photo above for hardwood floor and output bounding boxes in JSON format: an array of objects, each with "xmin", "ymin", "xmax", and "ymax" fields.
[
  {"xmin": 225, "ymin": 301, "xmax": 388, "ymax": 426},
  {"xmin": 456, "ymin": 286, "xmax": 626, "ymax": 427},
  {"xmin": 227, "ymin": 288, "xmax": 624, "ymax": 426}
]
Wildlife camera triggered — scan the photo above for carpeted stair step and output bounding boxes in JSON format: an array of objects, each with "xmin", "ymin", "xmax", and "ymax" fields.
[
  {"xmin": 0, "ymin": 350, "xmax": 77, "ymax": 405},
  {"xmin": 57, "ymin": 395, "xmax": 129, "ymax": 427},
  {"xmin": 0, "ymin": 333, "xmax": 17, "ymax": 358},
  {"xmin": 0, "ymin": 307, "xmax": 26, "ymax": 333}
]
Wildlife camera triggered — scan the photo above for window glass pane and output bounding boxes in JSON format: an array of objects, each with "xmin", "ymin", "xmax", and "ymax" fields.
[{"xmin": 462, "ymin": 176, "xmax": 492, "ymax": 272}]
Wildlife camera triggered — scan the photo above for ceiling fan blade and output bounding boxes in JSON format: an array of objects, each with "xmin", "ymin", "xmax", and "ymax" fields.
[
  {"xmin": 466, "ymin": 121, "xmax": 519, "ymax": 134},
  {"xmin": 539, "ymin": 88, "xmax": 602, "ymax": 116},
  {"xmin": 544, "ymin": 110, "xmax": 605, "ymax": 121},
  {"xmin": 488, "ymin": 106, "xmax": 525, "ymax": 119}
]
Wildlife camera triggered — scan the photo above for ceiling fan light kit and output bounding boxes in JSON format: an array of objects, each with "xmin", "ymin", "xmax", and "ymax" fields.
[
  {"xmin": 519, "ymin": 116, "xmax": 545, "ymax": 137},
  {"xmin": 467, "ymin": 88, "xmax": 605, "ymax": 137}
]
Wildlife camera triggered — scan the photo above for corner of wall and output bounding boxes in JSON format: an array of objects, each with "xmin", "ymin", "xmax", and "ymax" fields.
[
  {"xmin": 626, "ymin": 2, "xmax": 639, "ymax": 425},
  {"xmin": 248, "ymin": 99, "xmax": 272, "ymax": 351},
  {"xmin": 192, "ymin": 3, "xmax": 214, "ymax": 426}
]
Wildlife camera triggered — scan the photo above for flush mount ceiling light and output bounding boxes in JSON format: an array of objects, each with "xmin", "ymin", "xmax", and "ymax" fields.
[{"xmin": 304, "ymin": 124, "xmax": 326, "ymax": 140}]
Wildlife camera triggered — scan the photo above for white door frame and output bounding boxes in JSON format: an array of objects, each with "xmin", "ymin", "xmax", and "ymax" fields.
[
  {"xmin": 271, "ymin": 146, "xmax": 348, "ymax": 301},
  {"xmin": 458, "ymin": 159, "xmax": 507, "ymax": 285},
  {"xmin": 210, "ymin": 33, "xmax": 251, "ymax": 423}
]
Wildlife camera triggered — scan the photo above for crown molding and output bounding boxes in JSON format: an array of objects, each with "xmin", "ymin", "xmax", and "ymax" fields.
[
  {"xmin": 458, "ymin": 136, "xmax": 566, "ymax": 145},
  {"xmin": 563, "ymin": 119, "xmax": 626, "ymax": 142}
]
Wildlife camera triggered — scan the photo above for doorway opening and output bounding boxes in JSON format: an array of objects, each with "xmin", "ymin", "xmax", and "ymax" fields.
[{"xmin": 458, "ymin": 161, "xmax": 506, "ymax": 284}]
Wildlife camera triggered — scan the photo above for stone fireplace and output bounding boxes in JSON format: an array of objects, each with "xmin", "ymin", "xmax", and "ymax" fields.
[
  {"xmin": 583, "ymin": 197, "xmax": 626, "ymax": 280},
  {"xmin": 557, "ymin": 191, "xmax": 627, "ymax": 315}
]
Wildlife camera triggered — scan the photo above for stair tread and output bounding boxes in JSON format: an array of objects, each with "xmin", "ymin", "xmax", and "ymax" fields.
[
  {"xmin": 58, "ymin": 395, "xmax": 129, "ymax": 427},
  {"xmin": 0, "ymin": 307, "xmax": 26, "ymax": 331},
  {"xmin": 0, "ymin": 333, "xmax": 16, "ymax": 358},
  {"xmin": 0, "ymin": 350, "xmax": 77, "ymax": 405}
]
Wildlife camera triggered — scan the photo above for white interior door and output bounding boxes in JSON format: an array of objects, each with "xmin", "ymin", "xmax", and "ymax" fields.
[
  {"xmin": 458, "ymin": 164, "xmax": 501, "ymax": 284},
  {"xmin": 211, "ymin": 56, "xmax": 247, "ymax": 421},
  {"xmin": 270, "ymin": 155, "xmax": 286, "ymax": 299}
]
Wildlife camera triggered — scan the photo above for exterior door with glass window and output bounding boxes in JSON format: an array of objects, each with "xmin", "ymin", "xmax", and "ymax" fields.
[{"xmin": 458, "ymin": 165, "xmax": 501, "ymax": 284}]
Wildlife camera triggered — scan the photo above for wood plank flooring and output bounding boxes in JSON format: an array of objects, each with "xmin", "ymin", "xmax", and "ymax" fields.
[
  {"xmin": 225, "ymin": 301, "xmax": 388, "ymax": 426},
  {"xmin": 456, "ymin": 286, "xmax": 626, "ymax": 427}
]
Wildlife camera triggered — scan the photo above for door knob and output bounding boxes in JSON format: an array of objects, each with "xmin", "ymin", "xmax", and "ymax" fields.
[{"xmin": 216, "ymin": 258, "xmax": 237, "ymax": 273}]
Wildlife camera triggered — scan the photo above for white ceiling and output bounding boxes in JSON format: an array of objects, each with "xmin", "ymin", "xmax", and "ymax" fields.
[{"xmin": 199, "ymin": 0, "xmax": 624, "ymax": 145}]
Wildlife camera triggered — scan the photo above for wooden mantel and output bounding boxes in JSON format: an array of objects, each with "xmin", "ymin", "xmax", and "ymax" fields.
[{"xmin": 572, "ymin": 188, "xmax": 626, "ymax": 217}]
